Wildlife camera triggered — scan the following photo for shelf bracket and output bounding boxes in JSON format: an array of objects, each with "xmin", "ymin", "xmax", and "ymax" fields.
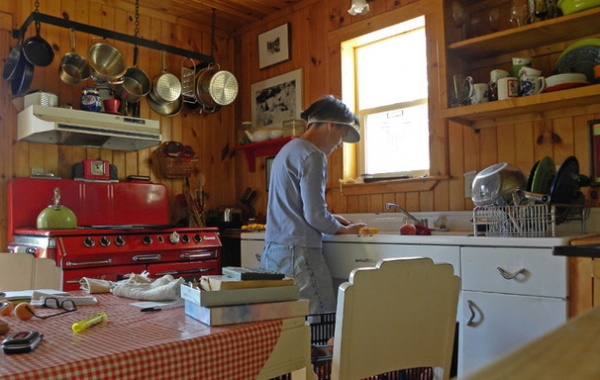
[{"xmin": 12, "ymin": 12, "xmax": 214, "ymax": 64}]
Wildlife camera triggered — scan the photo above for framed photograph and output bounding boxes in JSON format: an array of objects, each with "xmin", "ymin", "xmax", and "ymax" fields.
[
  {"xmin": 258, "ymin": 23, "xmax": 290, "ymax": 69},
  {"xmin": 251, "ymin": 69, "xmax": 302, "ymax": 128},
  {"xmin": 589, "ymin": 119, "xmax": 600, "ymax": 182},
  {"xmin": 266, "ymin": 156, "xmax": 275, "ymax": 191}
]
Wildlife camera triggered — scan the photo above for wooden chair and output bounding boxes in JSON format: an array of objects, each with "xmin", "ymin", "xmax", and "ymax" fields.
[
  {"xmin": 331, "ymin": 257, "xmax": 460, "ymax": 380},
  {"xmin": 0, "ymin": 253, "xmax": 61, "ymax": 291}
]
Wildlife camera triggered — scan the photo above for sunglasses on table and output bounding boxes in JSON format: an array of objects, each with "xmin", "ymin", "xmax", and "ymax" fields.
[{"xmin": 25, "ymin": 297, "xmax": 77, "ymax": 319}]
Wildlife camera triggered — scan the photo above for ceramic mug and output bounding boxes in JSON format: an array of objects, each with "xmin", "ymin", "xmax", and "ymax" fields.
[
  {"xmin": 518, "ymin": 66, "xmax": 542, "ymax": 78},
  {"xmin": 497, "ymin": 77, "xmax": 519, "ymax": 100},
  {"xmin": 470, "ymin": 83, "xmax": 489, "ymax": 104},
  {"xmin": 489, "ymin": 69, "xmax": 510, "ymax": 100},
  {"xmin": 511, "ymin": 57, "xmax": 532, "ymax": 78},
  {"xmin": 520, "ymin": 75, "xmax": 545, "ymax": 96}
]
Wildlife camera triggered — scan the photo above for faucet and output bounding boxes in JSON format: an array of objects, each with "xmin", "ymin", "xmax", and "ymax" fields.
[{"xmin": 385, "ymin": 202, "xmax": 427, "ymax": 226}]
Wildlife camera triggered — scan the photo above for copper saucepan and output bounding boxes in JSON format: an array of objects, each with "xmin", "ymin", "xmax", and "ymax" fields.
[{"xmin": 59, "ymin": 29, "xmax": 91, "ymax": 85}]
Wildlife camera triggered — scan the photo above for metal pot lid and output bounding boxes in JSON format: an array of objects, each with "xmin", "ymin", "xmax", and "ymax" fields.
[{"xmin": 208, "ymin": 70, "xmax": 238, "ymax": 105}]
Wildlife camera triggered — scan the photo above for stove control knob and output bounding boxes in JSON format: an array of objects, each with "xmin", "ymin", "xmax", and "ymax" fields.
[
  {"xmin": 142, "ymin": 235, "xmax": 153, "ymax": 245},
  {"xmin": 169, "ymin": 231, "xmax": 180, "ymax": 244},
  {"xmin": 193, "ymin": 234, "xmax": 202, "ymax": 243},
  {"xmin": 115, "ymin": 236, "xmax": 126, "ymax": 246},
  {"xmin": 84, "ymin": 237, "xmax": 95, "ymax": 248},
  {"xmin": 181, "ymin": 234, "xmax": 190, "ymax": 244},
  {"xmin": 100, "ymin": 236, "xmax": 111, "ymax": 247}
]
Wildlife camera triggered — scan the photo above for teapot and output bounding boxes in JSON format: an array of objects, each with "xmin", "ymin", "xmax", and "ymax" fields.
[
  {"xmin": 36, "ymin": 187, "xmax": 78, "ymax": 229},
  {"xmin": 244, "ymin": 128, "xmax": 271, "ymax": 143}
]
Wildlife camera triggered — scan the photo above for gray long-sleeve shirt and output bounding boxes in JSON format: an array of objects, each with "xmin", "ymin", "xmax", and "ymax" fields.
[{"xmin": 265, "ymin": 138, "xmax": 341, "ymax": 248}]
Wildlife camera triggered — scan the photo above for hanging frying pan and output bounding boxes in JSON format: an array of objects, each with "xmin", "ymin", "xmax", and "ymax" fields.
[
  {"xmin": 2, "ymin": 33, "xmax": 25, "ymax": 81},
  {"xmin": 11, "ymin": 58, "xmax": 34, "ymax": 96},
  {"xmin": 22, "ymin": 21, "xmax": 54, "ymax": 67}
]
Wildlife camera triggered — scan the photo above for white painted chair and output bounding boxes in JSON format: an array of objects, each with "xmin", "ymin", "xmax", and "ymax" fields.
[
  {"xmin": 0, "ymin": 253, "xmax": 61, "ymax": 291},
  {"xmin": 331, "ymin": 257, "xmax": 460, "ymax": 380}
]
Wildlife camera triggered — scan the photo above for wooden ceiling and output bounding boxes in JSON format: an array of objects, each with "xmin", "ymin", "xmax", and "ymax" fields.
[{"xmin": 122, "ymin": 0, "xmax": 306, "ymax": 34}]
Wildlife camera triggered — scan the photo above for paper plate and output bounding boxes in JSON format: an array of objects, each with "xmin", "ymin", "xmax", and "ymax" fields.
[{"xmin": 555, "ymin": 45, "xmax": 600, "ymax": 82}]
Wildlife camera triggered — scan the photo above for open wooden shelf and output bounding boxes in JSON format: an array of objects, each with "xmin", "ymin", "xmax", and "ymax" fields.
[{"xmin": 233, "ymin": 137, "xmax": 294, "ymax": 172}]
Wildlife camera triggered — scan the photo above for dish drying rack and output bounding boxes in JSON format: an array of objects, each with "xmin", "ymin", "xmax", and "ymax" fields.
[{"xmin": 473, "ymin": 204, "xmax": 589, "ymax": 237}]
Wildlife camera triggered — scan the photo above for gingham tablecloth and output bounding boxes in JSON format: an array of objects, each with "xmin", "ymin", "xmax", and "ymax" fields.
[{"xmin": 0, "ymin": 293, "xmax": 283, "ymax": 379}]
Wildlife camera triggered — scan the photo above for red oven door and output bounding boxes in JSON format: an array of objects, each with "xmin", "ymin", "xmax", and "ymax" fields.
[
  {"xmin": 146, "ymin": 260, "xmax": 220, "ymax": 280},
  {"xmin": 62, "ymin": 265, "xmax": 145, "ymax": 291}
]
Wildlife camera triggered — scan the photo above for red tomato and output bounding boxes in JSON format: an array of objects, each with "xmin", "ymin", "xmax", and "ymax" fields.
[{"xmin": 399, "ymin": 224, "xmax": 417, "ymax": 235}]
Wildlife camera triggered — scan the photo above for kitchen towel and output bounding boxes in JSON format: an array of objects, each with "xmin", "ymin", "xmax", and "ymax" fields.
[{"xmin": 111, "ymin": 272, "xmax": 185, "ymax": 301}]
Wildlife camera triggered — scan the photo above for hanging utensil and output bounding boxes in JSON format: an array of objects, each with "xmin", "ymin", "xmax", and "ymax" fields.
[
  {"xmin": 89, "ymin": 41, "xmax": 127, "ymax": 83},
  {"xmin": 151, "ymin": 50, "xmax": 182, "ymax": 103},
  {"xmin": 2, "ymin": 32, "xmax": 25, "ymax": 82},
  {"xmin": 59, "ymin": 29, "xmax": 91, "ymax": 85},
  {"xmin": 22, "ymin": 3, "xmax": 54, "ymax": 68},
  {"xmin": 181, "ymin": 57, "xmax": 197, "ymax": 103}
]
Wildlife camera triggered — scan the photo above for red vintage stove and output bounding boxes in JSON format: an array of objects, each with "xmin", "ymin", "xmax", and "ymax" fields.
[{"xmin": 7, "ymin": 177, "xmax": 221, "ymax": 291}]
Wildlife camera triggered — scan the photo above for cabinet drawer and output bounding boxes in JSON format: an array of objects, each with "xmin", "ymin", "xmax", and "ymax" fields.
[{"xmin": 461, "ymin": 247, "xmax": 567, "ymax": 298}]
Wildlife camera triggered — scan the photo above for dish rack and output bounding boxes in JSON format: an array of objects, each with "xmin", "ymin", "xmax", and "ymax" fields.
[{"xmin": 473, "ymin": 204, "xmax": 589, "ymax": 237}]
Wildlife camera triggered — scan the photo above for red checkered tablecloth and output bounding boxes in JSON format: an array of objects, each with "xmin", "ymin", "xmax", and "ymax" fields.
[{"xmin": 0, "ymin": 293, "xmax": 283, "ymax": 379}]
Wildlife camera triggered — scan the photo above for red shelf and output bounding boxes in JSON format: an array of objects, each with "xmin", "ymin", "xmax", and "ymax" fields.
[{"xmin": 233, "ymin": 137, "xmax": 295, "ymax": 172}]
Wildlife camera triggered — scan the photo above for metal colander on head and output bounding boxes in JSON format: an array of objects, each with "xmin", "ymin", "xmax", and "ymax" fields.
[{"xmin": 471, "ymin": 163, "xmax": 527, "ymax": 206}]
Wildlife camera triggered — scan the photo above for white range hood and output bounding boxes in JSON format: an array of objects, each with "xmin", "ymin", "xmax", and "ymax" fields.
[{"xmin": 18, "ymin": 105, "xmax": 162, "ymax": 151}]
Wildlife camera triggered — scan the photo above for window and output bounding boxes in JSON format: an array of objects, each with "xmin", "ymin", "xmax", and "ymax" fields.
[{"xmin": 342, "ymin": 16, "xmax": 429, "ymax": 179}]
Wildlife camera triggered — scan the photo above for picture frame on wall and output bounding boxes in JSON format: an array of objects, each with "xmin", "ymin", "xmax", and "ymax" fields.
[
  {"xmin": 258, "ymin": 23, "xmax": 290, "ymax": 69},
  {"xmin": 589, "ymin": 119, "xmax": 600, "ymax": 182},
  {"xmin": 251, "ymin": 69, "xmax": 302, "ymax": 128}
]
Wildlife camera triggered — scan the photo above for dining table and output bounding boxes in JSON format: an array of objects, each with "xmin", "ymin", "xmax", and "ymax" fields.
[
  {"xmin": 456, "ymin": 304, "xmax": 600, "ymax": 379},
  {"xmin": 0, "ymin": 293, "xmax": 316, "ymax": 380}
]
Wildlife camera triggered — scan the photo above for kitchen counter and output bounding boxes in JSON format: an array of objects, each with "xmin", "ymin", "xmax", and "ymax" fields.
[{"xmin": 456, "ymin": 305, "xmax": 600, "ymax": 380}]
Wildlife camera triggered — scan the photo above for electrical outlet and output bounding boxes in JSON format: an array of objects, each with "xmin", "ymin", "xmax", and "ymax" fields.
[{"xmin": 31, "ymin": 168, "xmax": 44, "ymax": 175}]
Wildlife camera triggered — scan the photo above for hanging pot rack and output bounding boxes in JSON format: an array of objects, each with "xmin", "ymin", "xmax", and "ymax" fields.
[{"xmin": 12, "ymin": 12, "xmax": 214, "ymax": 64}]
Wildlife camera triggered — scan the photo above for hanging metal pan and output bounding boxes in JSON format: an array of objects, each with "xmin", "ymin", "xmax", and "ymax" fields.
[
  {"xmin": 151, "ymin": 50, "xmax": 182, "ymax": 103},
  {"xmin": 11, "ymin": 59, "xmax": 34, "ymax": 96},
  {"xmin": 195, "ymin": 63, "xmax": 238, "ymax": 107},
  {"xmin": 2, "ymin": 33, "xmax": 25, "ymax": 81},
  {"xmin": 22, "ymin": 21, "xmax": 54, "ymax": 67},
  {"xmin": 147, "ymin": 90, "xmax": 183, "ymax": 117},
  {"xmin": 59, "ymin": 29, "xmax": 91, "ymax": 85},
  {"xmin": 89, "ymin": 42, "xmax": 127, "ymax": 83},
  {"xmin": 114, "ymin": 46, "xmax": 151, "ymax": 103}
]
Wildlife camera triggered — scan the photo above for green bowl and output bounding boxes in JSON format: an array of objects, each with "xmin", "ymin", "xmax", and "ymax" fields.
[{"xmin": 557, "ymin": 0, "xmax": 600, "ymax": 15}]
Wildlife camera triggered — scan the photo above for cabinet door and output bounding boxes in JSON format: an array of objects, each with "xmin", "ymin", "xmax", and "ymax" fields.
[
  {"xmin": 459, "ymin": 290, "xmax": 567, "ymax": 377},
  {"xmin": 240, "ymin": 239, "xmax": 266, "ymax": 267}
]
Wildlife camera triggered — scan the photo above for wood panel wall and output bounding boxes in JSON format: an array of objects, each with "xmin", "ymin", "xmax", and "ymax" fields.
[
  {"xmin": 1, "ymin": 0, "xmax": 600, "ymax": 252},
  {"xmin": 234, "ymin": 0, "xmax": 600, "ymax": 221},
  {"xmin": 0, "ymin": 0, "xmax": 237, "ymax": 251}
]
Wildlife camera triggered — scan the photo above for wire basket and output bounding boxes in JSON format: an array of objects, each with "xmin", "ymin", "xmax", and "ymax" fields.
[
  {"xmin": 473, "ymin": 203, "xmax": 589, "ymax": 237},
  {"xmin": 158, "ymin": 156, "xmax": 197, "ymax": 179}
]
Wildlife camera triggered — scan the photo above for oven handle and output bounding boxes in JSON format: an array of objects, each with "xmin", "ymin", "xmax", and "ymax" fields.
[
  {"xmin": 154, "ymin": 267, "xmax": 215, "ymax": 276},
  {"xmin": 65, "ymin": 258, "xmax": 112, "ymax": 266},
  {"xmin": 132, "ymin": 254, "xmax": 162, "ymax": 262},
  {"xmin": 180, "ymin": 251, "xmax": 215, "ymax": 259}
]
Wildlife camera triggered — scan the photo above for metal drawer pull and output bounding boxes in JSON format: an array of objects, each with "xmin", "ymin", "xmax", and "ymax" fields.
[
  {"xmin": 66, "ymin": 258, "xmax": 112, "ymax": 266},
  {"xmin": 496, "ymin": 267, "xmax": 527, "ymax": 280},
  {"xmin": 132, "ymin": 254, "xmax": 162, "ymax": 262},
  {"xmin": 155, "ymin": 267, "xmax": 214, "ymax": 276},
  {"xmin": 466, "ymin": 300, "xmax": 483, "ymax": 327},
  {"xmin": 180, "ymin": 251, "xmax": 213, "ymax": 259}
]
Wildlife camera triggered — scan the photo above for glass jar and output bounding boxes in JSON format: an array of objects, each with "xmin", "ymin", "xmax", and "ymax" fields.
[
  {"xmin": 238, "ymin": 121, "xmax": 253, "ymax": 145},
  {"xmin": 282, "ymin": 119, "xmax": 306, "ymax": 137}
]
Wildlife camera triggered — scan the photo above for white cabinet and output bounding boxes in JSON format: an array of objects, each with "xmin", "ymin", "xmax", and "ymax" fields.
[
  {"xmin": 458, "ymin": 246, "xmax": 568, "ymax": 377},
  {"xmin": 240, "ymin": 238, "xmax": 265, "ymax": 267}
]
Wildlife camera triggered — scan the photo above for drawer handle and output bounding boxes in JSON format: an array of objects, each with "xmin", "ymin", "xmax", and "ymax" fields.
[
  {"xmin": 496, "ymin": 267, "xmax": 527, "ymax": 280},
  {"xmin": 65, "ymin": 258, "xmax": 112, "ymax": 266},
  {"xmin": 466, "ymin": 300, "xmax": 482, "ymax": 327},
  {"xmin": 180, "ymin": 251, "xmax": 214, "ymax": 259},
  {"xmin": 132, "ymin": 254, "xmax": 162, "ymax": 262}
]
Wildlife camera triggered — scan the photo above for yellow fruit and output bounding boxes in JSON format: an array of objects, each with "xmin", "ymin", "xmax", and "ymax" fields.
[
  {"xmin": 14, "ymin": 303, "xmax": 34, "ymax": 320},
  {"xmin": 0, "ymin": 301, "xmax": 14, "ymax": 316}
]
